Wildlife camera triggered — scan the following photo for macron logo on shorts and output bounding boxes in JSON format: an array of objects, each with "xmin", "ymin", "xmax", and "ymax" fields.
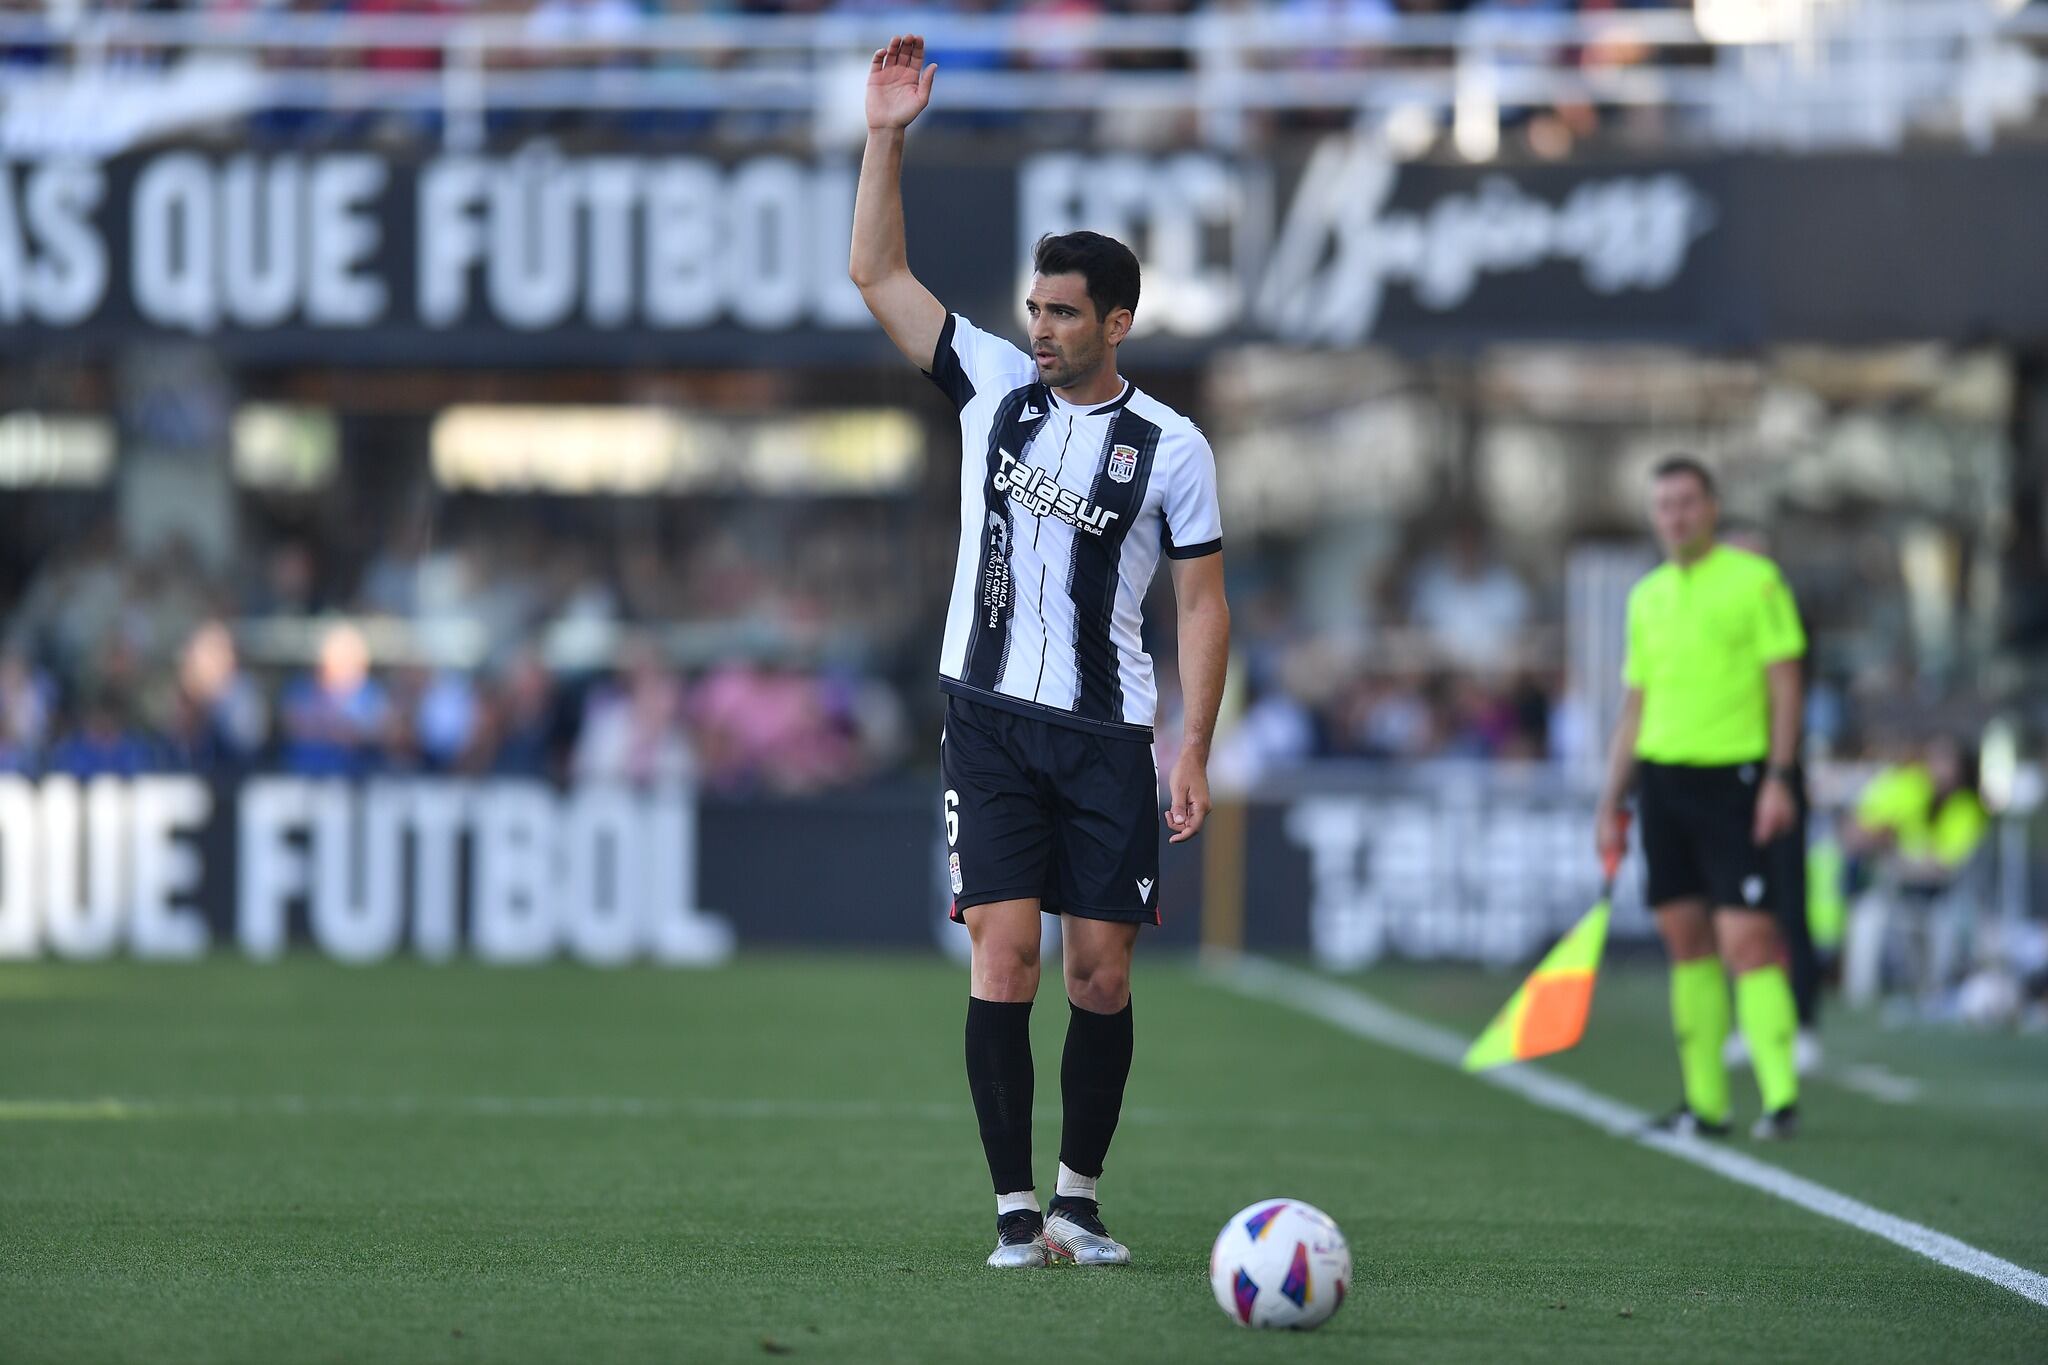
[{"xmin": 1136, "ymin": 878, "xmax": 1154, "ymax": 902}]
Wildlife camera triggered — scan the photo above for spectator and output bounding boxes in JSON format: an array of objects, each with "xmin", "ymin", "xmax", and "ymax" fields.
[
  {"xmin": 489, "ymin": 648, "xmax": 564, "ymax": 778},
  {"xmin": 351, "ymin": 0, "xmax": 450, "ymax": 74},
  {"xmin": 162, "ymin": 619, "xmax": 269, "ymax": 773},
  {"xmin": 357, "ymin": 516, "xmax": 434, "ymax": 619},
  {"xmin": 46, "ymin": 687, "xmax": 157, "ymax": 778},
  {"xmin": 691, "ymin": 658, "xmax": 856, "ymax": 794},
  {"xmin": 245, "ymin": 540, "xmax": 323, "ymax": 618},
  {"xmin": 413, "ymin": 668, "xmax": 484, "ymax": 772},
  {"xmin": 1211, "ymin": 673, "xmax": 1316, "ymax": 791},
  {"xmin": 280, "ymin": 622, "xmax": 391, "ymax": 776},
  {"xmin": 1846, "ymin": 736, "xmax": 1989, "ymax": 886},
  {"xmin": 573, "ymin": 642, "xmax": 695, "ymax": 787},
  {"xmin": 1406, "ymin": 521, "xmax": 1532, "ymax": 672},
  {"xmin": 8, "ymin": 522, "xmax": 129, "ymax": 680},
  {"xmin": 0, "ymin": 649, "xmax": 55, "ymax": 773},
  {"xmin": 1354, "ymin": 672, "xmax": 1435, "ymax": 758}
]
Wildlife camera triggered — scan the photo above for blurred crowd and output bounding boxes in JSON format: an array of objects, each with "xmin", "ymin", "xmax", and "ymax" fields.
[
  {"xmin": 0, "ymin": 499, "xmax": 1584, "ymax": 790},
  {"xmin": 1177, "ymin": 521, "xmax": 1566, "ymax": 789},
  {"xmin": 11, "ymin": 0, "xmax": 1685, "ymax": 154},
  {"xmin": 0, "ymin": 486, "xmax": 1991, "ymax": 796},
  {"xmin": 0, "ymin": 513, "xmax": 915, "ymax": 792}
]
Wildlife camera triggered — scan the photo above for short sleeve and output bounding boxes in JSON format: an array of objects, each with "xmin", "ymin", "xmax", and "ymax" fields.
[
  {"xmin": 1932, "ymin": 794, "xmax": 1989, "ymax": 867},
  {"xmin": 1622, "ymin": 587, "xmax": 1645, "ymax": 686},
  {"xmin": 1160, "ymin": 428, "xmax": 1223, "ymax": 560},
  {"xmin": 1754, "ymin": 561, "xmax": 1806, "ymax": 664},
  {"xmin": 923, "ymin": 312, "xmax": 1035, "ymax": 413},
  {"xmin": 1856, "ymin": 767, "xmax": 1924, "ymax": 830}
]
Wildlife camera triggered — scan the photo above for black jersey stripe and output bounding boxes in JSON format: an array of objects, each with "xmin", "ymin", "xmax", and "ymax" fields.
[
  {"xmin": 922, "ymin": 313, "xmax": 975, "ymax": 412},
  {"xmin": 960, "ymin": 382, "xmax": 1047, "ymax": 692},
  {"xmin": 1064, "ymin": 410, "xmax": 1160, "ymax": 724},
  {"xmin": 1163, "ymin": 535, "xmax": 1222, "ymax": 560}
]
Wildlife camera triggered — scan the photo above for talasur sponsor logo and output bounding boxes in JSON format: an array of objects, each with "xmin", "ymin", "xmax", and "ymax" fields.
[{"xmin": 995, "ymin": 449, "xmax": 1121, "ymax": 535}]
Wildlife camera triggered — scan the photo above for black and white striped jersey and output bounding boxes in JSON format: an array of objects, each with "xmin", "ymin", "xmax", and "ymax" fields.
[{"xmin": 925, "ymin": 311, "xmax": 1222, "ymax": 738}]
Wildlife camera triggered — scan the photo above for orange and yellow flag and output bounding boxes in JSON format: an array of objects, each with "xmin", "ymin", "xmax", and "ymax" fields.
[{"xmin": 1461, "ymin": 901, "xmax": 1611, "ymax": 1072}]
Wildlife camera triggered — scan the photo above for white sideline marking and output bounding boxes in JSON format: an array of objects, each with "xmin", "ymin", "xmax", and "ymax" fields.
[
  {"xmin": 1207, "ymin": 953, "xmax": 2048, "ymax": 1312},
  {"xmin": 0, "ymin": 1093, "xmax": 1422, "ymax": 1135},
  {"xmin": 0, "ymin": 1096, "xmax": 964, "ymax": 1123},
  {"xmin": 1825, "ymin": 1063, "xmax": 1924, "ymax": 1106}
]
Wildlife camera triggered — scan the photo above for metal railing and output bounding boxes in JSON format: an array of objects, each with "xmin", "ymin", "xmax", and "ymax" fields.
[{"xmin": 0, "ymin": 4, "xmax": 2041, "ymax": 154}]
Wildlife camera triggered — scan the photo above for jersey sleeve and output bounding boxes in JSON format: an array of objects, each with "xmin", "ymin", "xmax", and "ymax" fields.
[
  {"xmin": 1856, "ymin": 766, "xmax": 1926, "ymax": 831},
  {"xmin": 1754, "ymin": 560, "xmax": 1806, "ymax": 664},
  {"xmin": 1160, "ymin": 427, "xmax": 1223, "ymax": 560},
  {"xmin": 1621, "ymin": 585, "xmax": 1646, "ymax": 686},
  {"xmin": 923, "ymin": 312, "xmax": 1035, "ymax": 412},
  {"xmin": 1931, "ymin": 793, "xmax": 1989, "ymax": 868}
]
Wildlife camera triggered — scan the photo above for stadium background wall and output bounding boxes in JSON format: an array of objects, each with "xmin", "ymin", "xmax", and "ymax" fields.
[
  {"xmin": 0, "ymin": 773, "xmax": 1695, "ymax": 967},
  {"xmin": 4, "ymin": 145, "xmax": 2047, "ymax": 364}
]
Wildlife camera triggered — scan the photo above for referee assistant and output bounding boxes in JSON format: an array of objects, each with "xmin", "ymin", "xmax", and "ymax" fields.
[{"xmin": 1595, "ymin": 456, "xmax": 1806, "ymax": 1140}]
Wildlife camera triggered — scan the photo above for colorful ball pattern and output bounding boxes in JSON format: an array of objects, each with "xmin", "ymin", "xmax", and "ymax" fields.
[{"xmin": 1208, "ymin": 1199, "xmax": 1352, "ymax": 1330}]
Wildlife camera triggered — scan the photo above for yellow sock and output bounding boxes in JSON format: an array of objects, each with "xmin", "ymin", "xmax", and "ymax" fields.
[
  {"xmin": 1670, "ymin": 958, "xmax": 1731, "ymax": 1124},
  {"xmin": 1737, "ymin": 964, "xmax": 1800, "ymax": 1113}
]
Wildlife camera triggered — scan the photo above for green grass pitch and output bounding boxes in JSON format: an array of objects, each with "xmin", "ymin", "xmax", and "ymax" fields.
[{"xmin": 3, "ymin": 955, "xmax": 2045, "ymax": 1363}]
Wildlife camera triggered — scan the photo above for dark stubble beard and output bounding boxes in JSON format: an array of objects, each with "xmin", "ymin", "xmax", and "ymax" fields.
[{"xmin": 1040, "ymin": 337, "xmax": 1104, "ymax": 391}]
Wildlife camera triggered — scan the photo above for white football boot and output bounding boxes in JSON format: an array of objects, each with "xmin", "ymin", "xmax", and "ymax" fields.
[
  {"xmin": 986, "ymin": 1210, "xmax": 1048, "ymax": 1268},
  {"xmin": 1795, "ymin": 1028, "xmax": 1823, "ymax": 1076},
  {"xmin": 1043, "ymin": 1198, "xmax": 1129, "ymax": 1266}
]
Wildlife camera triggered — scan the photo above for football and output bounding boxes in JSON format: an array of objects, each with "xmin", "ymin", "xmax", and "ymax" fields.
[{"xmin": 1209, "ymin": 1199, "xmax": 1353, "ymax": 1330}]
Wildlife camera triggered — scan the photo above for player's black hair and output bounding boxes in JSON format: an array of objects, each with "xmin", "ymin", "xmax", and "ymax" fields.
[
  {"xmin": 1651, "ymin": 454, "xmax": 1717, "ymax": 498},
  {"xmin": 1032, "ymin": 231, "xmax": 1141, "ymax": 324}
]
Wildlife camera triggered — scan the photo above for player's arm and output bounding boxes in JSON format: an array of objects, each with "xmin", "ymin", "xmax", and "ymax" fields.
[
  {"xmin": 1751, "ymin": 565, "xmax": 1806, "ymax": 844},
  {"xmin": 1594, "ymin": 686, "xmax": 1643, "ymax": 863},
  {"xmin": 1165, "ymin": 550, "xmax": 1229, "ymax": 844},
  {"xmin": 1752, "ymin": 658, "xmax": 1802, "ymax": 844},
  {"xmin": 849, "ymin": 34, "xmax": 945, "ymax": 370}
]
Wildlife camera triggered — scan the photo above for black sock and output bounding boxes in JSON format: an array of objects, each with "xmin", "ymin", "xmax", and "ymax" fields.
[
  {"xmin": 1058, "ymin": 997, "xmax": 1134, "ymax": 1182},
  {"xmin": 965, "ymin": 997, "xmax": 1035, "ymax": 1195}
]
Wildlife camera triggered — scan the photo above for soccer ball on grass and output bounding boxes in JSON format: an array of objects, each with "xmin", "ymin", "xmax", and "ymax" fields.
[{"xmin": 1208, "ymin": 1199, "xmax": 1352, "ymax": 1330}]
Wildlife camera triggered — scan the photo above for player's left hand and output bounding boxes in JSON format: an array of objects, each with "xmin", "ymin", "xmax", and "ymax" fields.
[
  {"xmin": 1165, "ymin": 752, "xmax": 1210, "ymax": 844},
  {"xmin": 1753, "ymin": 775, "xmax": 1795, "ymax": 846}
]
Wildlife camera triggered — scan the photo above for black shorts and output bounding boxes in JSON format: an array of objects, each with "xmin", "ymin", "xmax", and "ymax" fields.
[
  {"xmin": 1637, "ymin": 760, "xmax": 1774, "ymax": 913},
  {"xmin": 941, "ymin": 695, "xmax": 1161, "ymax": 926}
]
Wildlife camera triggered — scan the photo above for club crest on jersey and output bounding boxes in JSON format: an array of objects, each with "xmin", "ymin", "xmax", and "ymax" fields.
[
  {"xmin": 1106, "ymin": 443, "xmax": 1139, "ymax": 484},
  {"xmin": 994, "ymin": 449, "xmax": 1121, "ymax": 536}
]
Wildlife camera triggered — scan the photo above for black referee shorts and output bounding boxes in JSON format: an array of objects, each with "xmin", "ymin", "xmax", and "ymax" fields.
[
  {"xmin": 1637, "ymin": 760, "xmax": 1774, "ymax": 914},
  {"xmin": 941, "ymin": 694, "xmax": 1161, "ymax": 926}
]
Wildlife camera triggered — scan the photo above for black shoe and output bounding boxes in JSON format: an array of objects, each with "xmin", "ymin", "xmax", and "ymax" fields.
[
  {"xmin": 1644, "ymin": 1105, "xmax": 1731, "ymax": 1139},
  {"xmin": 987, "ymin": 1209, "xmax": 1047, "ymax": 1268},
  {"xmin": 1750, "ymin": 1105, "xmax": 1799, "ymax": 1141},
  {"xmin": 1045, "ymin": 1196, "xmax": 1129, "ymax": 1265}
]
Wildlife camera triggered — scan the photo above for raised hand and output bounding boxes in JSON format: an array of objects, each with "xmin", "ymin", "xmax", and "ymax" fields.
[{"xmin": 867, "ymin": 33, "xmax": 936, "ymax": 132}]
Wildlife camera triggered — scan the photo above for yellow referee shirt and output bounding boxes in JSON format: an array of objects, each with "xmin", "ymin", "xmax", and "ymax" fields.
[
  {"xmin": 1624, "ymin": 544, "xmax": 1805, "ymax": 766},
  {"xmin": 1855, "ymin": 763, "xmax": 1989, "ymax": 869}
]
